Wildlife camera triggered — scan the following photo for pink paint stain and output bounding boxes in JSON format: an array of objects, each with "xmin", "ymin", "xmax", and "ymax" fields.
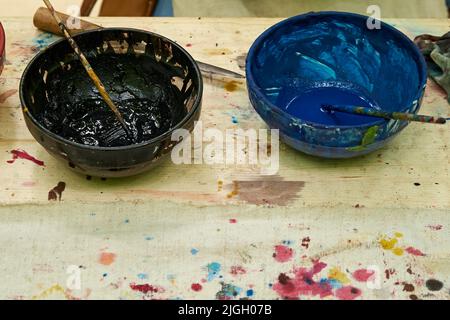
[
  {"xmin": 99, "ymin": 252, "xmax": 116, "ymax": 265},
  {"xmin": 230, "ymin": 266, "xmax": 246, "ymax": 276},
  {"xmin": 191, "ymin": 283, "xmax": 202, "ymax": 292},
  {"xmin": 7, "ymin": 149, "xmax": 44, "ymax": 166},
  {"xmin": 352, "ymin": 269, "xmax": 375, "ymax": 282},
  {"xmin": 0, "ymin": 89, "xmax": 18, "ymax": 103},
  {"xmin": 130, "ymin": 283, "xmax": 164, "ymax": 294},
  {"xmin": 273, "ymin": 260, "xmax": 331, "ymax": 299},
  {"xmin": 273, "ymin": 245, "xmax": 294, "ymax": 263},
  {"xmin": 229, "ymin": 219, "xmax": 237, "ymax": 224},
  {"xmin": 405, "ymin": 247, "xmax": 426, "ymax": 257},
  {"xmin": 335, "ymin": 286, "xmax": 362, "ymax": 300},
  {"xmin": 22, "ymin": 181, "xmax": 37, "ymax": 187}
]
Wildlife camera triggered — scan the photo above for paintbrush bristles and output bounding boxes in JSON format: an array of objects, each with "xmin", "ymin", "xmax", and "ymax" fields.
[{"xmin": 42, "ymin": 0, "xmax": 130, "ymax": 134}]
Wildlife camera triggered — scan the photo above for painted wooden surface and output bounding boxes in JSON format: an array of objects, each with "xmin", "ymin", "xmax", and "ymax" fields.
[{"xmin": 0, "ymin": 17, "xmax": 448, "ymax": 300}]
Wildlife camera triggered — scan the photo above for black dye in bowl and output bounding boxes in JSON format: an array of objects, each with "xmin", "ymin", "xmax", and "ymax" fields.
[
  {"xmin": 20, "ymin": 28, "xmax": 202, "ymax": 177},
  {"xmin": 40, "ymin": 53, "xmax": 184, "ymax": 147}
]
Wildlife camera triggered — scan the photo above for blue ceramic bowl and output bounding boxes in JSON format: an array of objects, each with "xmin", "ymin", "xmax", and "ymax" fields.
[{"xmin": 246, "ymin": 12, "xmax": 427, "ymax": 158}]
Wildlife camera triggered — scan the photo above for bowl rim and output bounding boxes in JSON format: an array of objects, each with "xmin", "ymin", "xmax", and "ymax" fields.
[
  {"xmin": 245, "ymin": 11, "xmax": 428, "ymax": 130},
  {"xmin": 0, "ymin": 22, "xmax": 5, "ymax": 62},
  {"xmin": 20, "ymin": 27, "xmax": 203, "ymax": 151}
]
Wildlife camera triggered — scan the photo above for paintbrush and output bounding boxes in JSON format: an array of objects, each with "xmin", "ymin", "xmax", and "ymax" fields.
[
  {"xmin": 322, "ymin": 104, "xmax": 447, "ymax": 124},
  {"xmin": 41, "ymin": 0, "xmax": 133, "ymax": 138},
  {"xmin": 33, "ymin": 7, "xmax": 245, "ymax": 79}
]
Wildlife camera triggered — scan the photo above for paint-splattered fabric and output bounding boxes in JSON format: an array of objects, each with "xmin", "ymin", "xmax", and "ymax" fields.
[{"xmin": 415, "ymin": 32, "xmax": 450, "ymax": 102}]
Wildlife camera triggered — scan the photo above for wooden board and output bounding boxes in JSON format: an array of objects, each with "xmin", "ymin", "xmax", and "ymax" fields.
[{"xmin": 0, "ymin": 17, "xmax": 448, "ymax": 300}]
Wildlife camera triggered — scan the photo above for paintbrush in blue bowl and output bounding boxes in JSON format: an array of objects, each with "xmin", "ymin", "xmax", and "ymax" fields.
[{"xmin": 322, "ymin": 104, "xmax": 447, "ymax": 125}]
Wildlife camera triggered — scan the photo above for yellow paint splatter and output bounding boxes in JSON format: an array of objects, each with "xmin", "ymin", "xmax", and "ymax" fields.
[
  {"xmin": 226, "ymin": 181, "xmax": 239, "ymax": 199},
  {"xmin": 31, "ymin": 284, "xmax": 67, "ymax": 300},
  {"xmin": 379, "ymin": 237, "xmax": 398, "ymax": 250},
  {"xmin": 392, "ymin": 247, "xmax": 404, "ymax": 256},
  {"xmin": 328, "ymin": 267, "xmax": 350, "ymax": 284},
  {"xmin": 379, "ymin": 233, "xmax": 406, "ymax": 256}
]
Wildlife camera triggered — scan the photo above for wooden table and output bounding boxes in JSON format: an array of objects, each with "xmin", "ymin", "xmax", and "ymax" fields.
[{"xmin": 0, "ymin": 17, "xmax": 448, "ymax": 300}]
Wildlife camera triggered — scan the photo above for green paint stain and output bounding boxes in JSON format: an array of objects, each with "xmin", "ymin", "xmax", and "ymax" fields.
[{"xmin": 347, "ymin": 125, "xmax": 379, "ymax": 152}]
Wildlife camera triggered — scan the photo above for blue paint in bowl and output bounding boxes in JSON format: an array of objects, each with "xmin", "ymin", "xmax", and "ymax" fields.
[{"xmin": 246, "ymin": 12, "xmax": 427, "ymax": 158}]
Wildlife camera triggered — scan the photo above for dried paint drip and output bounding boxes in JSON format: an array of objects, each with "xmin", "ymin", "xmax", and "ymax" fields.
[
  {"xmin": 48, "ymin": 182, "xmax": 66, "ymax": 201},
  {"xmin": 7, "ymin": 149, "xmax": 45, "ymax": 166},
  {"xmin": 37, "ymin": 54, "xmax": 186, "ymax": 147}
]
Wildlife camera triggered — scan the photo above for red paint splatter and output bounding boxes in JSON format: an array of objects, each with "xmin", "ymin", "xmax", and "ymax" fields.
[
  {"xmin": 405, "ymin": 247, "xmax": 426, "ymax": 256},
  {"xmin": 352, "ymin": 269, "xmax": 375, "ymax": 282},
  {"xmin": 191, "ymin": 283, "xmax": 202, "ymax": 292},
  {"xmin": 186, "ymin": 43, "xmax": 192, "ymax": 47},
  {"xmin": 301, "ymin": 237, "xmax": 310, "ymax": 249},
  {"xmin": 130, "ymin": 283, "xmax": 164, "ymax": 294},
  {"xmin": 230, "ymin": 266, "xmax": 246, "ymax": 276},
  {"xmin": 273, "ymin": 245, "xmax": 294, "ymax": 263},
  {"xmin": 427, "ymin": 225, "xmax": 443, "ymax": 231},
  {"xmin": 0, "ymin": 89, "xmax": 18, "ymax": 103},
  {"xmin": 335, "ymin": 286, "xmax": 362, "ymax": 300},
  {"xmin": 7, "ymin": 149, "xmax": 45, "ymax": 166},
  {"xmin": 273, "ymin": 260, "xmax": 331, "ymax": 299},
  {"xmin": 229, "ymin": 219, "xmax": 237, "ymax": 224}
]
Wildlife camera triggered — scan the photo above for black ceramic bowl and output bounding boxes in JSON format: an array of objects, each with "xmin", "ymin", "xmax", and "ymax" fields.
[{"xmin": 20, "ymin": 28, "xmax": 202, "ymax": 177}]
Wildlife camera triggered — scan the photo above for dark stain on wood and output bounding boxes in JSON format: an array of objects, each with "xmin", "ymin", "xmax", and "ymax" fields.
[
  {"xmin": 227, "ymin": 178, "xmax": 305, "ymax": 206},
  {"xmin": 48, "ymin": 182, "xmax": 66, "ymax": 201}
]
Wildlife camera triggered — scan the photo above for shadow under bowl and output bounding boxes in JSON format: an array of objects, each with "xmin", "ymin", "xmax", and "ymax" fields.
[
  {"xmin": 20, "ymin": 28, "xmax": 202, "ymax": 177},
  {"xmin": 246, "ymin": 12, "xmax": 427, "ymax": 158}
]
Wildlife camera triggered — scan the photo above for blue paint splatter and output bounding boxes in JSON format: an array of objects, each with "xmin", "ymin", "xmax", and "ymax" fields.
[
  {"xmin": 32, "ymin": 32, "xmax": 58, "ymax": 50},
  {"xmin": 207, "ymin": 262, "xmax": 221, "ymax": 281},
  {"xmin": 124, "ymin": 219, "xmax": 130, "ymax": 223},
  {"xmin": 320, "ymin": 278, "xmax": 343, "ymax": 289},
  {"xmin": 102, "ymin": 273, "xmax": 108, "ymax": 277},
  {"xmin": 191, "ymin": 248, "xmax": 199, "ymax": 255},
  {"xmin": 145, "ymin": 236, "xmax": 154, "ymax": 241},
  {"xmin": 246, "ymin": 289, "xmax": 254, "ymax": 297},
  {"xmin": 282, "ymin": 240, "xmax": 293, "ymax": 245},
  {"xmin": 137, "ymin": 273, "xmax": 148, "ymax": 280},
  {"xmin": 231, "ymin": 115, "xmax": 239, "ymax": 124}
]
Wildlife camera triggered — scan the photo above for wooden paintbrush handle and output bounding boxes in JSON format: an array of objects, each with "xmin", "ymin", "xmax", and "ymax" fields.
[{"xmin": 33, "ymin": 7, "xmax": 100, "ymax": 36}]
